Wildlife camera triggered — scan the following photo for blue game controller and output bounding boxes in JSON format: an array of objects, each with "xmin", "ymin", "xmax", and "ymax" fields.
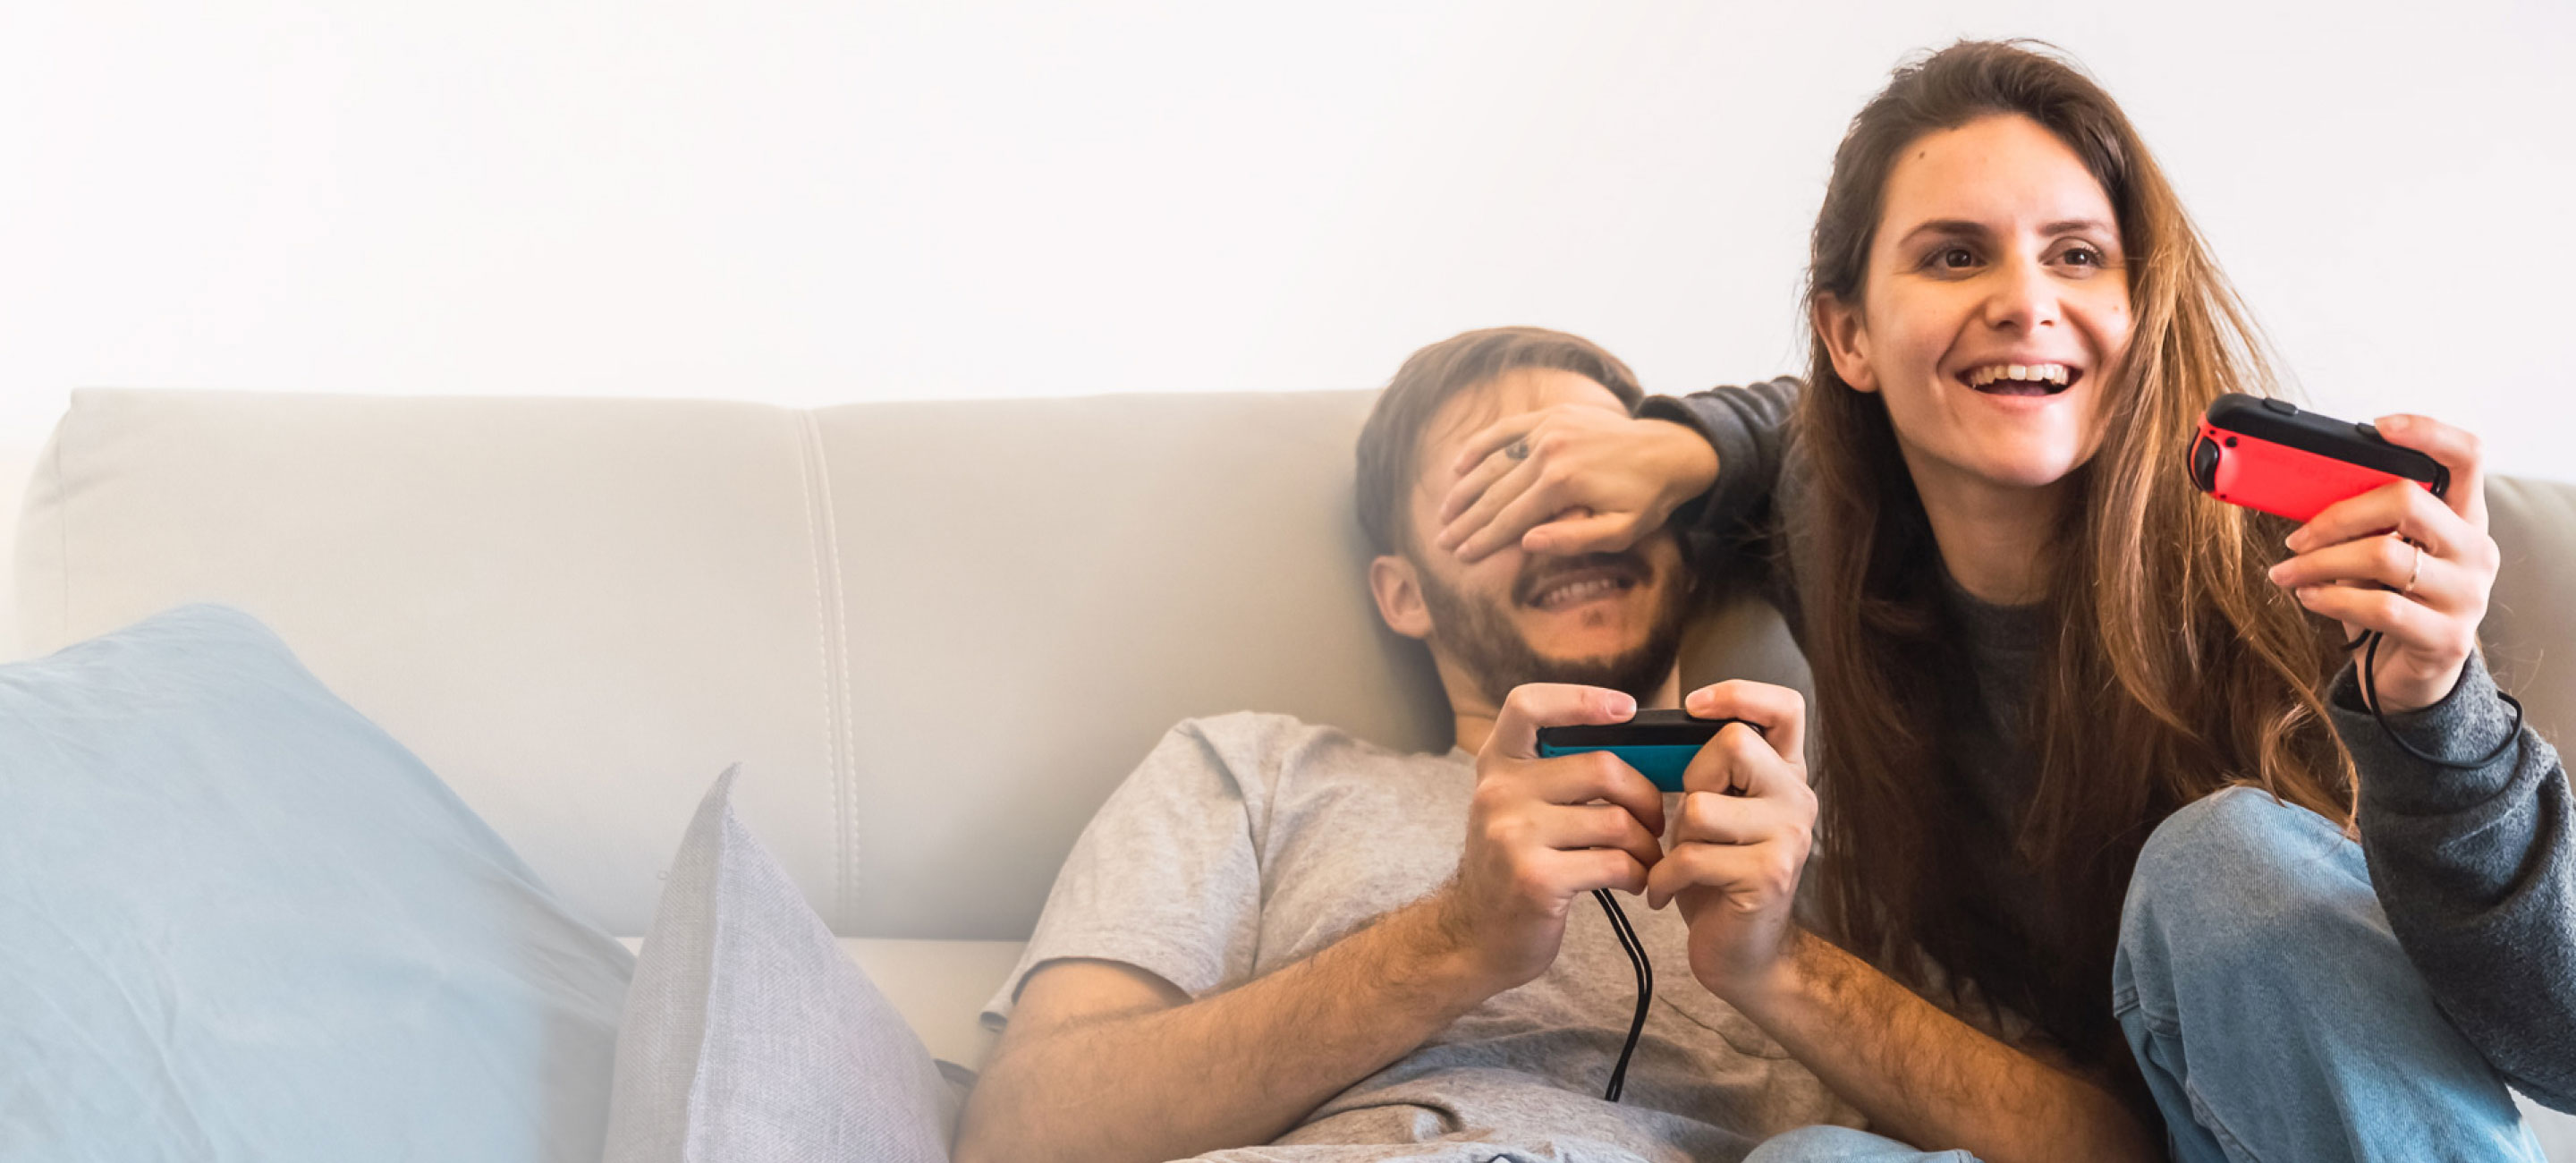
[{"xmin": 1535, "ymin": 710, "xmax": 1740, "ymax": 792}]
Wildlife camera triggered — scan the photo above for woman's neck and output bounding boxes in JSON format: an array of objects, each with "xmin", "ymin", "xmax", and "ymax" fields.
[{"xmin": 1903, "ymin": 453, "xmax": 2064, "ymax": 607}]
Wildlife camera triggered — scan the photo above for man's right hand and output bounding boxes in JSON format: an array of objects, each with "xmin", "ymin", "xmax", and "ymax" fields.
[{"xmin": 1435, "ymin": 683, "xmax": 1668, "ymax": 994}]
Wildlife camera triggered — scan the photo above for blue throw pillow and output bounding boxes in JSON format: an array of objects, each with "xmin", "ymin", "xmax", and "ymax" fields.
[{"xmin": 0, "ymin": 605, "xmax": 634, "ymax": 1163}]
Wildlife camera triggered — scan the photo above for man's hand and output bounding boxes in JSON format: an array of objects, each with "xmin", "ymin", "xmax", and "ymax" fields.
[
  {"xmin": 1647, "ymin": 680, "xmax": 1817, "ymax": 1006},
  {"xmin": 1438, "ymin": 683, "xmax": 1668, "ymax": 994},
  {"xmin": 1433, "ymin": 403, "xmax": 1719, "ymax": 563},
  {"xmin": 1631, "ymin": 692, "xmax": 2155, "ymax": 1161}
]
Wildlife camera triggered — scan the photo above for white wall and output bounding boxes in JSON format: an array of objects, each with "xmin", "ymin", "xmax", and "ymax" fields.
[{"xmin": 4, "ymin": 1, "xmax": 2572, "ymax": 483}]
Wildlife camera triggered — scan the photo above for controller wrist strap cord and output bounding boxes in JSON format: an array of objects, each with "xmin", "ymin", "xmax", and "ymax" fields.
[
  {"xmin": 1591, "ymin": 888, "xmax": 1651, "ymax": 1102},
  {"xmin": 2354, "ymin": 630, "xmax": 2524, "ymax": 770}
]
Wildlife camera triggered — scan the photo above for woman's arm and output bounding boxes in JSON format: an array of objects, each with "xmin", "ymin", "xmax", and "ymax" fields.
[
  {"xmin": 2332, "ymin": 654, "xmax": 2576, "ymax": 1110},
  {"xmin": 2266, "ymin": 412, "xmax": 2576, "ymax": 1110}
]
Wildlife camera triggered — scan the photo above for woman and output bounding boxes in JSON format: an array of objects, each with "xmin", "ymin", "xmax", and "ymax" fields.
[{"xmin": 1435, "ymin": 41, "xmax": 2570, "ymax": 1162}]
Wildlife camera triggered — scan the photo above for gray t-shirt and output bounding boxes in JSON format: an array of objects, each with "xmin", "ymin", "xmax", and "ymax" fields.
[{"xmin": 983, "ymin": 711, "xmax": 1863, "ymax": 1161}]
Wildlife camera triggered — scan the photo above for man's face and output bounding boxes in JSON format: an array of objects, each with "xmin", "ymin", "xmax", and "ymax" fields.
[{"xmin": 1398, "ymin": 369, "xmax": 1695, "ymax": 707}]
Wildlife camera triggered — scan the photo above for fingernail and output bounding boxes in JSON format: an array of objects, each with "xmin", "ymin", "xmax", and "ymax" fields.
[
  {"xmin": 1612, "ymin": 694, "xmax": 1637, "ymax": 718},
  {"xmin": 2381, "ymin": 415, "xmax": 2411, "ymax": 432},
  {"xmin": 2267, "ymin": 562, "xmax": 2287, "ymax": 582},
  {"xmin": 2295, "ymin": 585, "xmax": 2319, "ymax": 602}
]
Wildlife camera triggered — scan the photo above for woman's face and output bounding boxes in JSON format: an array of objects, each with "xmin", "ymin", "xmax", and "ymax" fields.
[{"xmin": 1817, "ymin": 113, "xmax": 2133, "ymax": 497}]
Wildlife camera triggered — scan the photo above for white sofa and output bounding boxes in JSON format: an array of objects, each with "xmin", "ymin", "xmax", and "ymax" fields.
[{"xmin": 9, "ymin": 387, "xmax": 2572, "ymax": 1153}]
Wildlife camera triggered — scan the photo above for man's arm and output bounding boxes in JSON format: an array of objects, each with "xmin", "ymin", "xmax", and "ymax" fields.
[
  {"xmin": 953, "ymin": 896, "xmax": 1483, "ymax": 1163},
  {"xmin": 1730, "ymin": 935, "xmax": 2158, "ymax": 1161},
  {"xmin": 1652, "ymin": 681, "xmax": 2161, "ymax": 1163},
  {"xmin": 956, "ymin": 685, "xmax": 1668, "ymax": 1163}
]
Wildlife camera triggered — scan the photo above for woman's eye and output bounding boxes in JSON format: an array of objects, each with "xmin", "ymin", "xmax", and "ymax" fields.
[
  {"xmin": 1927, "ymin": 246, "xmax": 1976, "ymax": 270},
  {"xmin": 2060, "ymin": 244, "xmax": 2104, "ymax": 267}
]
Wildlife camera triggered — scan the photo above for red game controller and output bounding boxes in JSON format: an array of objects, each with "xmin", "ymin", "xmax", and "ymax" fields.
[
  {"xmin": 2190, "ymin": 395, "xmax": 2526, "ymax": 774},
  {"xmin": 2188, "ymin": 395, "xmax": 2448, "ymax": 523}
]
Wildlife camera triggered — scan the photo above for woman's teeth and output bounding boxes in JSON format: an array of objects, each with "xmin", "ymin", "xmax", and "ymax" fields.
[{"xmin": 1963, "ymin": 363, "xmax": 2072, "ymax": 393}]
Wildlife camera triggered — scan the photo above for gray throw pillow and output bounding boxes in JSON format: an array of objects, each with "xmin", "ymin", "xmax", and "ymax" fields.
[{"xmin": 604, "ymin": 766, "xmax": 959, "ymax": 1163}]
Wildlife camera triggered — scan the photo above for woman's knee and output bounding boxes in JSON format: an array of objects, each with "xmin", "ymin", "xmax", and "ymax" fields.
[
  {"xmin": 2138, "ymin": 785, "xmax": 2349, "ymax": 891},
  {"xmin": 2120, "ymin": 786, "xmax": 2377, "ymax": 982}
]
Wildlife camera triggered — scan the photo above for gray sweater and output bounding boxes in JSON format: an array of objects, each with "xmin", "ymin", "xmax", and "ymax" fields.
[{"xmin": 1641, "ymin": 378, "xmax": 2576, "ymax": 1112}]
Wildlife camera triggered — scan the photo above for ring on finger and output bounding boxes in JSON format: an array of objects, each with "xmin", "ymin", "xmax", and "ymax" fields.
[
  {"xmin": 2402, "ymin": 537, "xmax": 2422, "ymax": 598},
  {"xmin": 1505, "ymin": 438, "xmax": 1531, "ymax": 462}
]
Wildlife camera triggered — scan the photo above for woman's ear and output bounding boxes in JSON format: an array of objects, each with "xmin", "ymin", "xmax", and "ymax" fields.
[
  {"xmin": 1368, "ymin": 555, "xmax": 1434, "ymax": 641},
  {"xmin": 1813, "ymin": 293, "xmax": 1878, "ymax": 394}
]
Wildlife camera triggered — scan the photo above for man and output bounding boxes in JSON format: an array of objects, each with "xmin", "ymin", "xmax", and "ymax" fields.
[{"xmin": 951, "ymin": 327, "xmax": 1865, "ymax": 1163}]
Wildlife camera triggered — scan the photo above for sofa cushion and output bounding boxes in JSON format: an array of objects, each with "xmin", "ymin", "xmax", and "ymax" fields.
[
  {"xmin": 2485, "ymin": 475, "xmax": 2576, "ymax": 751},
  {"xmin": 0, "ymin": 603, "xmax": 632, "ymax": 1163},
  {"xmin": 606, "ymin": 766, "xmax": 960, "ymax": 1162}
]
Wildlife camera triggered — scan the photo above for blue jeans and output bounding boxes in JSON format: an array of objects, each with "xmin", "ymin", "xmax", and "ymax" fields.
[
  {"xmin": 2114, "ymin": 785, "xmax": 2543, "ymax": 1162},
  {"xmin": 1749, "ymin": 786, "xmax": 2541, "ymax": 1162},
  {"xmin": 1742, "ymin": 1125, "xmax": 1977, "ymax": 1161}
]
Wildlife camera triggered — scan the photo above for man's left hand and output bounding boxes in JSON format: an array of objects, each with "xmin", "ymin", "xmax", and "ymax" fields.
[{"xmin": 1647, "ymin": 680, "xmax": 1818, "ymax": 1006}]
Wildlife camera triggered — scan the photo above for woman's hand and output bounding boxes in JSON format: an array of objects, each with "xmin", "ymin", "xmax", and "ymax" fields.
[
  {"xmin": 2267, "ymin": 414, "xmax": 2501, "ymax": 714},
  {"xmin": 1431, "ymin": 404, "xmax": 1719, "ymax": 563}
]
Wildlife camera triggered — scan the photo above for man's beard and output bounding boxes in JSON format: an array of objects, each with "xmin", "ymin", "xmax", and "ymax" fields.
[{"xmin": 1411, "ymin": 551, "xmax": 1696, "ymax": 709}]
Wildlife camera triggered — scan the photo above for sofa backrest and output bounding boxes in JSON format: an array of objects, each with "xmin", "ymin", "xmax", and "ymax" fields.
[{"xmin": 15, "ymin": 389, "xmax": 2570, "ymax": 941}]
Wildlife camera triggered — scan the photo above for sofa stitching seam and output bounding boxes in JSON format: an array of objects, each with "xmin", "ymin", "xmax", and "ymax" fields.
[
  {"xmin": 792, "ymin": 411, "xmax": 851, "ymax": 930},
  {"xmin": 809, "ymin": 413, "xmax": 856, "ymax": 932},
  {"xmin": 55, "ymin": 399, "xmax": 72, "ymax": 644}
]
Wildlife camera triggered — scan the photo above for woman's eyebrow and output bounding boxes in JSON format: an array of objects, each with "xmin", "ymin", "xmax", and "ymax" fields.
[
  {"xmin": 1892, "ymin": 218, "xmax": 1989, "ymax": 247},
  {"xmin": 1890, "ymin": 216, "xmax": 2117, "ymax": 250}
]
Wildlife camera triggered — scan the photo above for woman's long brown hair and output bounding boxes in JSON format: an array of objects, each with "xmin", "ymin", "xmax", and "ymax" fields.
[{"xmin": 1797, "ymin": 40, "xmax": 2356, "ymax": 1065}]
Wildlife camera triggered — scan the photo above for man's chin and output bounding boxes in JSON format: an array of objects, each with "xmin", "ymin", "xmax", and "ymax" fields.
[
  {"xmin": 1411, "ymin": 554, "xmax": 1695, "ymax": 710},
  {"xmin": 1518, "ymin": 650, "xmax": 1675, "ymax": 703},
  {"xmin": 1444, "ymin": 630, "xmax": 1683, "ymax": 712}
]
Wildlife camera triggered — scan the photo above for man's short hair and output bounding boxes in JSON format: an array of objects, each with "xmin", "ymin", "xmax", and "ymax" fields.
[{"xmin": 1353, "ymin": 327, "xmax": 1645, "ymax": 557}]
